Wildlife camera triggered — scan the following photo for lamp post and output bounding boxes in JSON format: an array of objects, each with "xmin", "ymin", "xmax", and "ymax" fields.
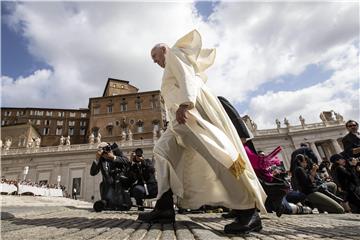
[{"xmin": 23, "ymin": 166, "xmax": 29, "ymax": 181}]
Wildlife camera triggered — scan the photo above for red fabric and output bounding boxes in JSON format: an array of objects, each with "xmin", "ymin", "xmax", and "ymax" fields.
[{"xmin": 244, "ymin": 145, "xmax": 283, "ymax": 182}]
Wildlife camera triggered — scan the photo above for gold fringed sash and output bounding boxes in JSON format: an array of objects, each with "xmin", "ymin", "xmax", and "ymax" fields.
[{"xmin": 229, "ymin": 155, "xmax": 246, "ymax": 179}]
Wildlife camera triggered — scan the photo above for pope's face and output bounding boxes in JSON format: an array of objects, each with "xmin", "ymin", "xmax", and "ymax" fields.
[{"xmin": 151, "ymin": 47, "xmax": 166, "ymax": 68}]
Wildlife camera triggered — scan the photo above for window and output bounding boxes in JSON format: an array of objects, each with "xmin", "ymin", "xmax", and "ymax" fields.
[
  {"xmin": 80, "ymin": 128, "xmax": 86, "ymax": 135},
  {"xmin": 136, "ymin": 120, "xmax": 144, "ymax": 133},
  {"xmin": 107, "ymin": 105, "xmax": 113, "ymax": 113},
  {"xmin": 58, "ymin": 112, "xmax": 65, "ymax": 117},
  {"xmin": 44, "ymin": 120, "xmax": 51, "ymax": 125},
  {"xmin": 120, "ymin": 98, "xmax": 127, "ymax": 112},
  {"xmin": 46, "ymin": 111, "xmax": 53, "ymax": 116},
  {"xmin": 43, "ymin": 128, "xmax": 50, "ymax": 135},
  {"xmin": 68, "ymin": 127, "xmax": 74, "ymax": 135},
  {"xmin": 36, "ymin": 119, "xmax": 41, "ymax": 125},
  {"xmin": 69, "ymin": 112, "xmax": 76, "ymax": 117},
  {"xmin": 1, "ymin": 120, "xmax": 4, "ymax": 126},
  {"xmin": 69, "ymin": 121, "xmax": 75, "ymax": 126},
  {"xmin": 35, "ymin": 111, "xmax": 44, "ymax": 116},
  {"xmin": 81, "ymin": 113, "xmax": 87, "ymax": 118},
  {"xmin": 80, "ymin": 121, "xmax": 86, "ymax": 127},
  {"xmin": 16, "ymin": 111, "xmax": 20, "ymax": 116},
  {"xmin": 150, "ymin": 95, "xmax": 158, "ymax": 109},
  {"xmin": 57, "ymin": 120, "xmax": 63, "ymax": 126},
  {"xmin": 30, "ymin": 110, "xmax": 34, "ymax": 116},
  {"xmin": 56, "ymin": 127, "xmax": 63, "ymax": 135},
  {"xmin": 4, "ymin": 111, "xmax": 11, "ymax": 116},
  {"xmin": 93, "ymin": 107, "xmax": 100, "ymax": 115},
  {"xmin": 135, "ymin": 97, "xmax": 142, "ymax": 110}
]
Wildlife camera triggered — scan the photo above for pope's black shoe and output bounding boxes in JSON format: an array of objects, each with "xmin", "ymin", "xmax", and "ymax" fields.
[
  {"xmin": 137, "ymin": 208, "xmax": 175, "ymax": 223},
  {"xmin": 224, "ymin": 209, "xmax": 262, "ymax": 234},
  {"xmin": 137, "ymin": 189, "xmax": 175, "ymax": 223}
]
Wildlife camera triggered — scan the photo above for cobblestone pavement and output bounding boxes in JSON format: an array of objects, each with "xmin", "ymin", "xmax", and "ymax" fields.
[{"xmin": 1, "ymin": 196, "xmax": 360, "ymax": 240}]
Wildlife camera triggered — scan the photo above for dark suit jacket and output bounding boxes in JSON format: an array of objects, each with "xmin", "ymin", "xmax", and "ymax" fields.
[
  {"xmin": 90, "ymin": 155, "xmax": 130, "ymax": 185},
  {"xmin": 218, "ymin": 96, "xmax": 256, "ymax": 153},
  {"xmin": 342, "ymin": 133, "xmax": 360, "ymax": 158},
  {"xmin": 218, "ymin": 96, "xmax": 251, "ymax": 138}
]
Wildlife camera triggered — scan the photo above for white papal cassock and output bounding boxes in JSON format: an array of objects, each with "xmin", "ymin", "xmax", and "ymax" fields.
[{"xmin": 154, "ymin": 30, "xmax": 267, "ymax": 213}]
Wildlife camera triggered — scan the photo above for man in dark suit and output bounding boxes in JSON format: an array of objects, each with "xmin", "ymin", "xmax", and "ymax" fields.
[
  {"xmin": 342, "ymin": 120, "xmax": 360, "ymax": 159},
  {"xmin": 218, "ymin": 96, "xmax": 256, "ymax": 153}
]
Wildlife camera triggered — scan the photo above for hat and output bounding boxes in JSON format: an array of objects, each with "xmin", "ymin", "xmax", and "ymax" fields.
[{"xmin": 330, "ymin": 154, "xmax": 344, "ymax": 163}]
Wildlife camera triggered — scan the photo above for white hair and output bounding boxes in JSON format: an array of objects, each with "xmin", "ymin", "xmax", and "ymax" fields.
[{"xmin": 152, "ymin": 43, "xmax": 167, "ymax": 50}]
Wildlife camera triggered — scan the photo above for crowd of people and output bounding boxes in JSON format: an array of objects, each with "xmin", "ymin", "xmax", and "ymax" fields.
[
  {"xmin": 1, "ymin": 177, "xmax": 66, "ymax": 195},
  {"xmin": 242, "ymin": 119, "xmax": 360, "ymax": 216}
]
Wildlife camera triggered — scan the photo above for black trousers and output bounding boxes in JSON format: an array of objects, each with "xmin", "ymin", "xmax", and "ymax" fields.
[{"xmin": 131, "ymin": 183, "xmax": 158, "ymax": 206}]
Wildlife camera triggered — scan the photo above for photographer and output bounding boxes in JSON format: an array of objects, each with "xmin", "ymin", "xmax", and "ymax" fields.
[
  {"xmin": 128, "ymin": 148, "xmax": 158, "ymax": 211},
  {"xmin": 90, "ymin": 142, "xmax": 132, "ymax": 211}
]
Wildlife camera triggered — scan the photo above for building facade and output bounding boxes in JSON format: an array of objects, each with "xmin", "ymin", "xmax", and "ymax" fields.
[
  {"xmin": 88, "ymin": 78, "xmax": 165, "ymax": 143},
  {"xmin": 1, "ymin": 78, "xmax": 165, "ymax": 147},
  {"xmin": 1, "ymin": 107, "xmax": 89, "ymax": 146}
]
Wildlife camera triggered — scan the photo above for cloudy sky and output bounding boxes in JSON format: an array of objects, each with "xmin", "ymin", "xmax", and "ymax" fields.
[{"xmin": 1, "ymin": 1, "xmax": 359, "ymax": 129}]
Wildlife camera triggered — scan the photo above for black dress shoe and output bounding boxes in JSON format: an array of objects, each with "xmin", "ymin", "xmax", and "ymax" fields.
[
  {"xmin": 137, "ymin": 209, "xmax": 175, "ymax": 224},
  {"xmin": 138, "ymin": 206, "xmax": 145, "ymax": 211},
  {"xmin": 224, "ymin": 210, "xmax": 262, "ymax": 234}
]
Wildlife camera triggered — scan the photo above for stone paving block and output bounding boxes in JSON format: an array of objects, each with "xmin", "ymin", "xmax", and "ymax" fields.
[
  {"xmin": 1, "ymin": 196, "xmax": 360, "ymax": 240},
  {"xmin": 142, "ymin": 223, "xmax": 162, "ymax": 240},
  {"xmin": 174, "ymin": 222, "xmax": 195, "ymax": 240}
]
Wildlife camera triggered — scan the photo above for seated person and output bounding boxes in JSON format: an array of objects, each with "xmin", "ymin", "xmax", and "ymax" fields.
[
  {"xmin": 128, "ymin": 148, "xmax": 158, "ymax": 211},
  {"xmin": 90, "ymin": 142, "xmax": 132, "ymax": 211},
  {"xmin": 330, "ymin": 154, "xmax": 360, "ymax": 213},
  {"xmin": 292, "ymin": 154, "xmax": 344, "ymax": 214}
]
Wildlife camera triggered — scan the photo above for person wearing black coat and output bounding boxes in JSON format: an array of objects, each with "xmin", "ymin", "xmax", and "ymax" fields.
[
  {"xmin": 218, "ymin": 96, "xmax": 256, "ymax": 153},
  {"xmin": 292, "ymin": 154, "xmax": 344, "ymax": 214},
  {"xmin": 342, "ymin": 120, "xmax": 360, "ymax": 159},
  {"xmin": 331, "ymin": 154, "xmax": 360, "ymax": 213},
  {"xmin": 90, "ymin": 142, "xmax": 132, "ymax": 209},
  {"xmin": 290, "ymin": 143, "xmax": 319, "ymax": 190},
  {"xmin": 128, "ymin": 148, "xmax": 158, "ymax": 211}
]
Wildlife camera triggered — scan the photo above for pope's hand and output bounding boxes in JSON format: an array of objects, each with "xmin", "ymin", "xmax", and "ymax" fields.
[{"xmin": 176, "ymin": 105, "xmax": 189, "ymax": 124}]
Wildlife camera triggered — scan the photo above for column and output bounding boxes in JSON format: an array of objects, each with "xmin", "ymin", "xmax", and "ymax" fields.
[
  {"xmin": 309, "ymin": 142, "xmax": 322, "ymax": 162},
  {"xmin": 331, "ymin": 139, "xmax": 343, "ymax": 153}
]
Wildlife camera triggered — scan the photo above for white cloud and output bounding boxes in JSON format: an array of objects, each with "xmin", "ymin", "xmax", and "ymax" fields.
[
  {"xmin": 248, "ymin": 44, "xmax": 359, "ymax": 128},
  {"xmin": 2, "ymin": 1, "xmax": 359, "ymax": 129},
  {"xmin": 1, "ymin": 69, "xmax": 54, "ymax": 107},
  {"xmin": 3, "ymin": 2, "xmax": 204, "ymax": 108}
]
